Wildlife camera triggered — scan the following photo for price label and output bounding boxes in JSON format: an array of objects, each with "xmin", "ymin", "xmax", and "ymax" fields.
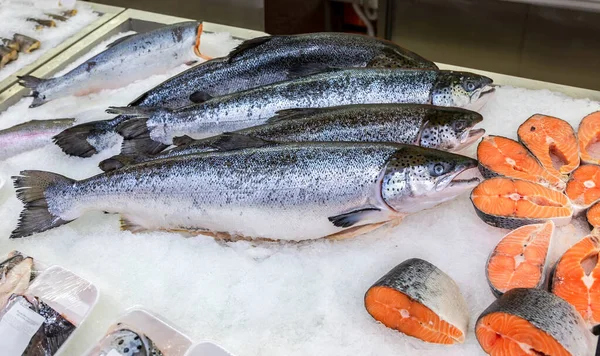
[{"xmin": 0, "ymin": 302, "xmax": 45, "ymax": 356}]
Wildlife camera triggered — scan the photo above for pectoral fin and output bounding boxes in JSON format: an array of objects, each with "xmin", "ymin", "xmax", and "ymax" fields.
[
  {"xmin": 120, "ymin": 217, "xmax": 149, "ymax": 233},
  {"xmin": 325, "ymin": 222, "xmax": 388, "ymax": 241},
  {"xmin": 328, "ymin": 208, "xmax": 382, "ymax": 228}
]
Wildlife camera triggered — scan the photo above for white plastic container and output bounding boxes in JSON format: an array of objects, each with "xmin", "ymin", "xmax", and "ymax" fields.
[
  {"xmin": 0, "ymin": 251, "xmax": 99, "ymax": 356},
  {"xmin": 185, "ymin": 342, "xmax": 237, "ymax": 356},
  {"xmin": 86, "ymin": 308, "xmax": 194, "ymax": 356}
]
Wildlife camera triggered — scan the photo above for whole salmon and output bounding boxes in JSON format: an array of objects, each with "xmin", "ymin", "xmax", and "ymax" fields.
[
  {"xmin": 18, "ymin": 21, "xmax": 204, "ymax": 107},
  {"xmin": 0, "ymin": 119, "xmax": 75, "ymax": 160},
  {"xmin": 11, "ymin": 142, "xmax": 479, "ymax": 240},
  {"xmin": 107, "ymin": 68, "xmax": 494, "ymax": 154},
  {"xmin": 53, "ymin": 32, "xmax": 437, "ymax": 158}
]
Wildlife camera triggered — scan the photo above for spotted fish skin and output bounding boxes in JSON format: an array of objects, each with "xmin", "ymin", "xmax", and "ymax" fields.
[
  {"xmin": 0, "ymin": 119, "xmax": 75, "ymax": 160},
  {"xmin": 11, "ymin": 142, "xmax": 479, "ymax": 240},
  {"xmin": 99, "ymin": 104, "xmax": 483, "ymax": 171},
  {"xmin": 476, "ymin": 288, "xmax": 594, "ymax": 356},
  {"xmin": 108, "ymin": 69, "xmax": 492, "ymax": 147},
  {"xmin": 19, "ymin": 21, "xmax": 202, "ymax": 107}
]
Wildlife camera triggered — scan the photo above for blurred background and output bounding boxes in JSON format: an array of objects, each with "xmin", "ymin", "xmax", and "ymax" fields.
[{"xmin": 93, "ymin": 0, "xmax": 600, "ymax": 91}]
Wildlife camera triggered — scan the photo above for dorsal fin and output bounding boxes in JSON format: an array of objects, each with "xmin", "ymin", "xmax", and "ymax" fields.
[
  {"xmin": 267, "ymin": 108, "xmax": 326, "ymax": 124},
  {"xmin": 227, "ymin": 36, "xmax": 272, "ymax": 61},
  {"xmin": 106, "ymin": 33, "xmax": 137, "ymax": 49},
  {"xmin": 210, "ymin": 133, "xmax": 275, "ymax": 151}
]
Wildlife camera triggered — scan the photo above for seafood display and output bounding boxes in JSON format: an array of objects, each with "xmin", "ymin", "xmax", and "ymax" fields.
[
  {"xmin": 54, "ymin": 32, "xmax": 440, "ymax": 157},
  {"xmin": 91, "ymin": 325, "xmax": 164, "ymax": 356},
  {"xmin": 99, "ymin": 104, "xmax": 484, "ymax": 171},
  {"xmin": 0, "ymin": 119, "xmax": 75, "ymax": 160},
  {"xmin": 0, "ymin": 45, "xmax": 18, "ymax": 68},
  {"xmin": 477, "ymin": 135, "xmax": 565, "ymax": 190},
  {"xmin": 475, "ymin": 288, "xmax": 594, "ymax": 356},
  {"xmin": 551, "ymin": 235, "xmax": 600, "ymax": 327},
  {"xmin": 587, "ymin": 202, "xmax": 600, "ymax": 230},
  {"xmin": 566, "ymin": 164, "xmax": 600, "ymax": 212},
  {"xmin": 517, "ymin": 114, "xmax": 580, "ymax": 179},
  {"xmin": 485, "ymin": 221, "xmax": 554, "ymax": 297},
  {"xmin": 470, "ymin": 177, "xmax": 573, "ymax": 229},
  {"xmin": 0, "ymin": 252, "xmax": 34, "ymax": 309},
  {"xmin": 578, "ymin": 111, "xmax": 600, "ymax": 165},
  {"xmin": 364, "ymin": 258, "xmax": 469, "ymax": 345},
  {"xmin": 14, "ymin": 33, "xmax": 41, "ymax": 53},
  {"xmin": 11, "ymin": 142, "xmax": 479, "ymax": 240},
  {"xmin": 19, "ymin": 21, "xmax": 205, "ymax": 107}
]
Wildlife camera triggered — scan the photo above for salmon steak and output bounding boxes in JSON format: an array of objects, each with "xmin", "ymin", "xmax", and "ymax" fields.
[
  {"xmin": 565, "ymin": 164, "xmax": 600, "ymax": 213},
  {"xmin": 476, "ymin": 288, "xmax": 594, "ymax": 356},
  {"xmin": 364, "ymin": 258, "xmax": 469, "ymax": 344},
  {"xmin": 477, "ymin": 135, "xmax": 565, "ymax": 191},
  {"xmin": 551, "ymin": 235, "xmax": 600, "ymax": 327},
  {"xmin": 486, "ymin": 221, "xmax": 555, "ymax": 297},
  {"xmin": 578, "ymin": 111, "xmax": 600, "ymax": 165},
  {"xmin": 517, "ymin": 114, "xmax": 580, "ymax": 179},
  {"xmin": 587, "ymin": 202, "xmax": 600, "ymax": 230},
  {"xmin": 471, "ymin": 177, "xmax": 573, "ymax": 229}
]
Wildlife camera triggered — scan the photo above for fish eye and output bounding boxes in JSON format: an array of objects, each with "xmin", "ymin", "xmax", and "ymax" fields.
[
  {"xmin": 465, "ymin": 81, "xmax": 476, "ymax": 91},
  {"xmin": 453, "ymin": 120, "xmax": 466, "ymax": 131},
  {"xmin": 432, "ymin": 163, "xmax": 445, "ymax": 176}
]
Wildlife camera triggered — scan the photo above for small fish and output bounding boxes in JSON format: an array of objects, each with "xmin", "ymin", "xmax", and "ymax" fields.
[
  {"xmin": 517, "ymin": 114, "xmax": 580, "ymax": 179},
  {"xmin": 99, "ymin": 104, "xmax": 484, "ymax": 171},
  {"xmin": 0, "ymin": 45, "xmax": 18, "ymax": 68},
  {"xmin": 578, "ymin": 111, "xmax": 600, "ymax": 165},
  {"xmin": 0, "ymin": 294, "xmax": 76, "ymax": 356},
  {"xmin": 19, "ymin": 21, "xmax": 205, "ymax": 108},
  {"xmin": 61, "ymin": 9, "xmax": 78, "ymax": 17},
  {"xmin": 11, "ymin": 142, "xmax": 480, "ymax": 240},
  {"xmin": 14, "ymin": 33, "xmax": 41, "ymax": 53},
  {"xmin": 565, "ymin": 165, "xmax": 600, "ymax": 214},
  {"xmin": 53, "ymin": 32, "xmax": 440, "ymax": 158},
  {"xmin": 475, "ymin": 288, "xmax": 594, "ymax": 356},
  {"xmin": 551, "ymin": 235, "xmax": 600, "ymax": 328},
  {"xmin": 1, "ymin": 37, "xmax": 20, "ymax": 51},
  {"xmin": 93, "ymin": 325, "xmax": 164, "ymax": 356},
  {"xmin": 0, "ymin": 119, "xmax": 76, "ymax": 161},
  {"xmin": 45, "ymin": 13, "xmax": 69, "ymax": 22},
  {"xmin": 28, "ymin": 18, "xmax": 56, "ymax": 29},
  {"xmin": 485, "ymin": 221, "xmax": 555, "ymax": 297},
  {"xmin": 364, "ymin": 258, "xmax": 469, "ymax": 344},
  {"xmin": 470, "ymin": 177, "xmax": 573, "ymax": 229},
  {"xmin": 477, "ymin": 135, "xmax": 565, "ymax": 191},
  {"xmin": 0, "ymin": 255, "xmax": 33, "ymax": 309},
  {"xmin": 107, "ymin": 69, "xmax": 493, "ymax": 154}
]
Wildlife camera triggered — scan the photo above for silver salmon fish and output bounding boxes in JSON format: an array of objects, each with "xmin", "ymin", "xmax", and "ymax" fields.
[
  {"xmin": 53, "ymin": 32, "xmax": 437, "ymax": 158},
  {"xmin": 0, "ymin": 119, "xmax": 75, "ymax": 160},
  {"xmin": 107, "ymin": 68, "xmax": 494, "ymax": 154},
  {"xmin": 99, "ymin": 104, "xmax": 484, "ymax": 171},
  {"xmin": 11, "ymin": 142, "xmax": 479, "ymax": 241},
  {"xmin": 18, "ymin": 21, "xmax": 204, "ymax": 108}
]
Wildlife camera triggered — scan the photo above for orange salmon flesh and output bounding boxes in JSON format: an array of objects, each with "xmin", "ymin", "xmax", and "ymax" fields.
[
  {"xmin": 364, "ymin": 286, "xmax": 464, "ymax": 344},
  {"xmin": 477, "ymin": 136, "xmax": 565, "ymax": 191},
  {"xmin": 476, "ymin": 312, "xmax": 571, "ymax": 356},
  {"xmin": 471, "ymin": 178, "xmax": 573, "ymax": 228},
  {"xmin": 517, "ymin": 114, "xmax": 580, "ymax": 178},
  {"xmin": 565, "ymin": 164, "xmax": 600, "ymax": 209},
  {"xmin": 587, "ymin": 202, "xmax": 600, "ymax": 228},
  {"xmin": 578, "ymin": 111, "xmax": 600, "ymax": 165},
  {"xmin": 551, "ymin": 235, "xmax": 600, "ymax": 326},
  {"xmin": 487, "ymin": 221, "xmax": 554, "ymax": 296}
]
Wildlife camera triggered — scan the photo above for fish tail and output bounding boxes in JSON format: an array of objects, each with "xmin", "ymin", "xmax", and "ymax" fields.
[
  {"xmin": 52, "ymin": 118, "xmax": 122, "ymax": 158},
  {"xmin": 17, "ymin": 75, "xmax": 47, "ymax": 107},
  {"xmin": 116, "ymin": 118, "xmax": 169, "ymax": 156},
  {"xmin": 11, "ymin": 171, "xmax": 75, "ymax": 239}
]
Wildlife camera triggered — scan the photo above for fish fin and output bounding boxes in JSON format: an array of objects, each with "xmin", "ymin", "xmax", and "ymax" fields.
[
  {"xmin": 209, "ymin": 133, "xmax": 275, "ymax": 151},
  {"xmin": 105, "ymin": 106, "xmax": 160, "ymax": 118},
  {"xmin": 17, "ymin": 75, "xmax": 47, "ymax": 107},
  {"xmin": 325, "ymin": 221, "xmax": 388, "ymax": 240},
  {"xmin": 328, "ymin": 208, "xmax": 382, "ymax": 228},
  {"xmin": 185, "ymin": 60, "xmax": 198, "ymax": 66},
  {"xmin": 105, "ymin": 33, "xmax": 137, "ymax": 48},
  {"xmin": 120, "ymin": 217, "xmax": 149, "ymax": 233},
  {"xmin": 11, "ymin": 171, "xmax": 75, "ymax": 239},
  {"xmin": 117, "ymin": 118, "xmax": 169, "ymax": 156},
  {"xmin": 267, "ymin": 108, "xmax": 326, "ymax": 124},
  {"xmin": 188, "ymin": 90, "xmax": 213, "ymax": 104},
  {"xmin": 172, "ymin": 135, "xmax": 195, "ymax": 146},
  {"xmin": 52, "ymin": 119, "xmax": 111, "ymax": 158},
  {"xmin": 286, "ymin": 64, "xmax": 343, "ymax": 79},
  {"xmin": 226, "ymin": 36, "xmax": 272, "ymax": 61},
  {"xmin": 98, "ymin": 154, "xmax": 140, "ymax": 172}
]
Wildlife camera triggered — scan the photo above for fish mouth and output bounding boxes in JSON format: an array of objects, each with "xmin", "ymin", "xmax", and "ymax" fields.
[
  {"xmin": 449, "ymin": 166, "xmax": 482, "ymax": 187},
  {"xmin": 466, "ymin": 85, "xmax": 496, "ymax": 111},
  {"xmin": 455, "ymin": 128, "xmax": 486, "ymax": 151}
]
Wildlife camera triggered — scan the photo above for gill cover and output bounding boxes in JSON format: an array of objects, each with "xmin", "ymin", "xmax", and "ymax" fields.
[{"xmin": 419, "ymin": 108, "xmax": 484, "ymax": 151}]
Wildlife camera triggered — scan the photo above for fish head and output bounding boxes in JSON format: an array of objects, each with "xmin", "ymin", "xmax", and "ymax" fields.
[
  {"xmin": 419, "ymin": 108, "xmax": 485, "ymax": 152},
  {"xmin": 381, "ymin": 146, "xmax": 481, "ymax": 214},
  {"xmin": 103, "ymin": 328, "xmax": 150, "ymax": 355},
  {"xmin": 432, "ymin": 71, "xmax": 494, "ymax": 109}
]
